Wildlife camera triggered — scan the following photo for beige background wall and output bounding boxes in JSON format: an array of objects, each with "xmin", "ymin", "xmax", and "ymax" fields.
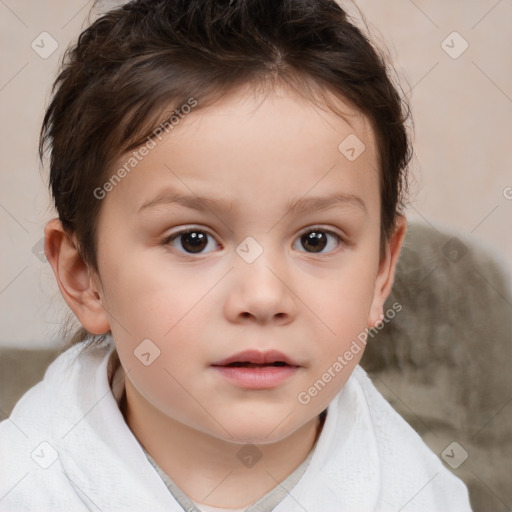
[{"xmin": 1, "ymin": 0, "xmax": 511, "ymax": 348}]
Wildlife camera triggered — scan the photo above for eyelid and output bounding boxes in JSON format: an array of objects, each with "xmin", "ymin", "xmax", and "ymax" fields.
[
  {"xmin": 165, "ymin": 225, "xmax": 215, "ymax": 238},
  {"xmin": 297, "ymin": 224, "xmax": 345, "ymax": 238},
  {"xmin": 162, "ymin": 226, "xmax": 221, "ymax": 254},
  {"xmin": 297, "ymin": 225, "xmax": 348, "ymax": 245},
  {"xmin": 293, "ymin": 225, "xmax": 346, "ymax": 254}
]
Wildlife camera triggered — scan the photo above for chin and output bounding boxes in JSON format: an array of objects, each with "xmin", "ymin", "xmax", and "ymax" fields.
[{"xmin": 211, "ymin": 415, "xmax": 302, "ymax": 446}]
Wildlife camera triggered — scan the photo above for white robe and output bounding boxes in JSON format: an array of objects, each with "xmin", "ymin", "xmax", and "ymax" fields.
[{"xmin": 0, "ymin": 341, "xmax": 472, "ymax": 511}]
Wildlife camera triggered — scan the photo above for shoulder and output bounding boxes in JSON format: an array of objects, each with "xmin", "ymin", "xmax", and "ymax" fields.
[
  {"xmin": 348, "ymin": 365, "xmax": 472, "ymax": 511},
  {"xmin": 2, "ymin": 342, "xmax": 111, "ymax": 431},
  {"xmin": 0, "ymin": 342, "xmax": 114, "ymax": 510}
]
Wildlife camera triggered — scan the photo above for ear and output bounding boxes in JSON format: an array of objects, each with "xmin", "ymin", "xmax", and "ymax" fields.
[
  {"xmin": 367, "ymin": 215, "xmax": 407, "ymax": 327},
  {"xmin": 44, "ymin": 219, "xmax": 110, "ymax": 335}
]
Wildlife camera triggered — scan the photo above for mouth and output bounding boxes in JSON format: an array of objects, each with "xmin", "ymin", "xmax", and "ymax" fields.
[
  {"xmin": 211, "ymin": 350, "xmax": 300, "ymax": 389},
  {"xmin": 222, "ymin": 361, "xmax": 291, "ymax": 368},
  {"xmin": 211, "ymin": 349, "xmax": 300, "ymax": 368}
]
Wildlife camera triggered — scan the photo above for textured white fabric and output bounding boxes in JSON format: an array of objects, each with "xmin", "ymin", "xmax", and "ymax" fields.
[{"xmin": 0, "ymin": 341, "xmax": 472, "ymax": 511}]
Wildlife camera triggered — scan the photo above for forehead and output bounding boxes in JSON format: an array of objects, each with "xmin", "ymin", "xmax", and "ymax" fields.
[{"xmin": 102, "ymin": 83, "xmax": 380, "ymax": 221}]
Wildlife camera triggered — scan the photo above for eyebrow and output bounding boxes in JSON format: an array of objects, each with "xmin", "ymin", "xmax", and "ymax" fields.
[{"xmin": 138, "ymin": 189, "xmax": 367, "ymax": 216}]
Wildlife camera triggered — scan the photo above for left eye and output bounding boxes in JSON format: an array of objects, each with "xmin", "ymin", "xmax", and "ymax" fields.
[
  {"xmin": 165, "ymin": 229, "xmax": 219, "ymax": 254},
  {"xmin": 292, "ymin": 228, "xmax": 342, "ymax": 254}
]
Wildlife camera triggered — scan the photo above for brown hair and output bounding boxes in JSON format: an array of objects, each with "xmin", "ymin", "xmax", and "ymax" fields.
[{"xmin": 40, "ymin": 0, "xmax": 412, "ymax": 349}]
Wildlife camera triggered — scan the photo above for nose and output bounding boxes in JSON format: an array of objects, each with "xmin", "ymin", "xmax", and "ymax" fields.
[{"xmin": 223, "ymin": 246, "xmax": 297, "ymax": 326}]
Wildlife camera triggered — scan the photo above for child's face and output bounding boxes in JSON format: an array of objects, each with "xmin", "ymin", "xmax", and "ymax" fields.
[{"xmin": 91, "ymin": 84, "xmax": 400, "ymax": 443}]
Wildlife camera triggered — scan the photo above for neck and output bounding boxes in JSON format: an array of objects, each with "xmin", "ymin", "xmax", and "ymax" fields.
[{"xmin": 121, "ymin": 378, "xmax": 324, "ymax": 508}]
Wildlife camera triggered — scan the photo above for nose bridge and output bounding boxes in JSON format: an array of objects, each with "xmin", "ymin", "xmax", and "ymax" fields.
[
  {"xmin": 227, "ymin": 234, "xmax": 296, "ymax": 322},
  {"xmin": 236, "ymin": 235, "xmax": 284, "ymax": 290}
]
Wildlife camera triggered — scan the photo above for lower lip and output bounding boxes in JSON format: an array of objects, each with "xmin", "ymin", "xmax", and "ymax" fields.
[{"xmin": 212, "ymin": 365, "xmax": 299, "ymax": 389}]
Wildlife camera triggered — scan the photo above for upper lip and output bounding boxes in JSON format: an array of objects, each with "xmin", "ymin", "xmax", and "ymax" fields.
[{"xmin": 211, "ymin": 349, "xmax": 300, "ymax": 367}]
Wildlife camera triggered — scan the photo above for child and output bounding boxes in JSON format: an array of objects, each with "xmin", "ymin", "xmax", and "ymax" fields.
[{"xmin": 0, "ymin": 0, "xmax": 472, "ymax": 510}]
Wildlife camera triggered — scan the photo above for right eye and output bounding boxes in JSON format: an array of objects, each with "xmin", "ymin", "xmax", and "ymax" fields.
[{"xmin": 163, "ymin": 228, "xmax": 220, "ymax": 255}]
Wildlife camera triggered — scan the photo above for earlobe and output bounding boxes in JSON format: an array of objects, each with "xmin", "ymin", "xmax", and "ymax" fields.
[
  {"xmin": 44, "ymin": 219, "xmax": 110, "ymax": 335},
  {"xmin": 367, "ymin": 215, "xmax": 407, "ymax": 328}
]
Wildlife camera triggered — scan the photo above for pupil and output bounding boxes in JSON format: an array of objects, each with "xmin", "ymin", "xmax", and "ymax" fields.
[
  {"xmin": 302, "ymin": 231, "xmax": 326, "ymax": 253},
  {"xmin": 182, "ymin": 231, "xmax": 207, "ymax": 253}
]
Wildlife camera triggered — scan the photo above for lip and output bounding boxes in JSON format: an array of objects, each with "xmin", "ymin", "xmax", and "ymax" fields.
[
  {"xmin": 211, "ymin": 349, "xmax": 301, "ymax": 389},
  {"xmin": 212, "ymin": 365, "xmax": 299, "ymax": 389}
]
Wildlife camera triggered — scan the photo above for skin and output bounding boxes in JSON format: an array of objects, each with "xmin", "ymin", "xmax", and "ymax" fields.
[{"xmin": 45, "ymin": 83, "xmax": 406, "ymax": 508}]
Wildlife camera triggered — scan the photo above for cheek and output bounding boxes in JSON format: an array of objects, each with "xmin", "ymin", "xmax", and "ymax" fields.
[
  {"xmin": 299, "ymin": 273, "xmax": 374, "ymax": 410},
  {"xmin": 115, "ymin": 300, "xmax": 226, "ymax": 435},
  {"xmin": 100, "ymin": 248, "xmax": 211, "ymax": 337},
  {"xmin": 308, "ymin": 254, "xmax": 378, "ymax": 381},
  {"xmin": 101, "ymin": 248, "xmax": 215, "ymax": 381},
  {"xmin": 112, "ymin": 290, "xmax": 211, "ymax": 425},
  {"xmin": 318, "ymin": 260, "xmax": 377, "ymax": 329},
  {"xmin": 121, "ymin": 350, "xmax": 209, "ymax": 429}
]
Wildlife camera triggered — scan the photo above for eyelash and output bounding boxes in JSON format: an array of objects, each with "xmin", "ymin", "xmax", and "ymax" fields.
[{"xmin": 161, "ymin": 226, "xmax": 345, "ymax": 256}]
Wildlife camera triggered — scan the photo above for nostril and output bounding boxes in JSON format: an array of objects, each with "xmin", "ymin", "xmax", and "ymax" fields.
[{"xmin": 238, "ymin": 311, "xmax": 287, "ymax": 321}]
